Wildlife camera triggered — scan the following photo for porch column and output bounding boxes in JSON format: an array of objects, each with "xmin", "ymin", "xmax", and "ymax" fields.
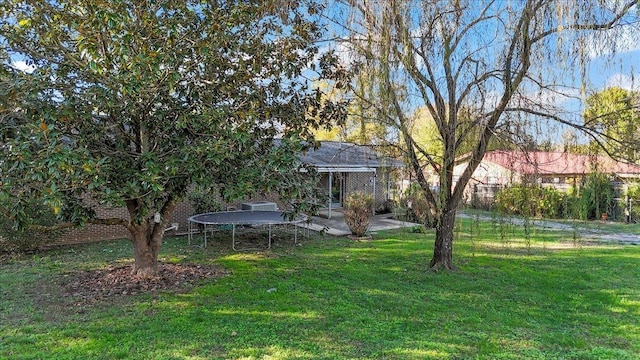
[
  {"xmin": 328, "ymin": 171, "xmax": 333, "ymax": 219},
  {"xmin": 372, "ymin": 171, "xmax": 376, "ymax": 215}
]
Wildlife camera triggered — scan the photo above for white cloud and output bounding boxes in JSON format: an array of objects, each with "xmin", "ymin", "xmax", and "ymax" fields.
[
  {"xmin": 11, "ymin": 60, "xmax": 36, "ymax": 74},
  {"xmin": 605, "ymin": 73, "xmax": 639, "ymax": 91}
]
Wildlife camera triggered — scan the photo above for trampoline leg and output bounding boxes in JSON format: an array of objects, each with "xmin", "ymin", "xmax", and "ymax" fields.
[
  {"xmin": 204, "ymin": 224, "xmax": 208, "ymax": 248},
  {"xmin": 188, "ymin": 221, "xmax": 192, "ymax": 245},
  {"xmin": 294, "ymin": 223, "xmax": 297, "ymax": 244},
  {"xmin": 268, "ymin": 224, "xmax": 272, "ymax": 249}
]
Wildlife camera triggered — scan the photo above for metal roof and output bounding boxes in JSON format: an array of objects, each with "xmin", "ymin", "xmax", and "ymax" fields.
[{"xmin": 483, "ymin": 151, "xmax": 640, "ymax": 176}]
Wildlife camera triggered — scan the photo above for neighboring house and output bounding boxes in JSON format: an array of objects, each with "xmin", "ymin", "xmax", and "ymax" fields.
[
  {"xmin": 300, "ymin": 141, "xmax": 404, "ymax": 218},
  {"xmin": 453, "ymin": 150, "xmax": 640, "ymax": 202}
]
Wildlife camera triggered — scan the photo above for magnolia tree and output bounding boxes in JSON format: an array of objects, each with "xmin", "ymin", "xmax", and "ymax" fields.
[
  {"xmin": 0, "ymin": 0, "xmax": 347, "ymax": 277},
  {"xmin": 335, "ymin": 0, "xmax": 639, "ymax": 270}
]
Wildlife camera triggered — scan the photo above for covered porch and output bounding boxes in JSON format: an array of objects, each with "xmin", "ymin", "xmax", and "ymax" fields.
[
  {"xmin": 299, "ymin": 141, "xmax": 404, "ymax": 219},
  {"xmin": 316, "ymin": 166, "xmax": 377, "ymax": 219}
]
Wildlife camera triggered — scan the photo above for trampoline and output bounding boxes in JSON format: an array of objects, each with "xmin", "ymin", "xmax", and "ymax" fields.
[{"xmin": 187, "ymin": 210, "xmax": 307, "ymax": 250}]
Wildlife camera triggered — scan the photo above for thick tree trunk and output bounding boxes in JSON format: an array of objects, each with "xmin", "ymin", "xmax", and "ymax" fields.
[
  {"xmin": 430, "ymin": 208, "xmax": 456, "ymax": 271},
  {"xmin": 131, "ymin": 223, "xmax": 162, "ymax": 278},
  {"xmin": 125, "ymin": 197, "xmax": 179, "ymax": 278}
]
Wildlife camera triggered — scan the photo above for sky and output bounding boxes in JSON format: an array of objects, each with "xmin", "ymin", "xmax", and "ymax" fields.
[
  {"xmin": 10, "ymin": 59, "xmax": 35, "ymax": 73},
  {"xmin": 6, "ymin": 0, "xmax": 639, "ymax": 147},
  {"xmin": 320, "ymin": 1, "xmax": 640, "ymax": 147},
  {"xmin": 541, "ymin": 33, "xmax": 640, "ymax": 143},
  {"xmin": 581, "ymin": 19, "xmax": 640, "ymax": 93},
  {"xmin": 589, "ymin": 50, "xmax": 639, "ymax": 92}
]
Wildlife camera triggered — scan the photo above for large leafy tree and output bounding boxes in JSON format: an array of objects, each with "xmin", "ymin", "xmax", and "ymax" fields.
[
  {"xmin": 0, "ymin": 0, "xmax": 346, "ymax": 277},
  {"xmin": 583, "ymin": 87, "xmax": 640, "ymax": 162},
  {"xmin": 336, "ymin": 0, "xmax": 639, "ymax": 270}
]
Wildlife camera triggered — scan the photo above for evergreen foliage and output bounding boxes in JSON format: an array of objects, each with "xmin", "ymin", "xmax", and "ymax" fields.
[
  {"xmin": 0, "ymin": 0, "xmax": 347, "ymax": 275},
  {"xmin": 494, "ymin": 173, "xmax": 616, "ymax": 221}
]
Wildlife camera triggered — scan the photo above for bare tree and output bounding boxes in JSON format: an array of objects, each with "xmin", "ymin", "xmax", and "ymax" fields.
[{"xmin": 335, "ymin": 0, "xmax": 639, "ymax": 270}]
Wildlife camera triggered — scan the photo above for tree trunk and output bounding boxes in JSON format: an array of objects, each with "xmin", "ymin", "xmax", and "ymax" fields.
[
  {"xmin": 131, "ymin": 223, "xmax": 162, "ymax": 278},
  {"xmin": 125, "ymin": 196, "xmax": 179, "ymax": 278},
  {"xmin": 430, "ymin": 208, "xmax": 456, "ymax": 271}
]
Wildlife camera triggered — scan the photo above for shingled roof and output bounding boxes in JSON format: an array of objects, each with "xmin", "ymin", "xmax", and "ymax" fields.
[
  {"xmin": 300, "ymin": 141, "xmax": 403, "ymax": 171},
  {"xmin": 483, "ymin": 151, "xmax": 640, "ymax": 177}
]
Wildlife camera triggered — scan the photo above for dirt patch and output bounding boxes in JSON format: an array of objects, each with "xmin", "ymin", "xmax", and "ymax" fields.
[{"xmin": 63, "ymin": 262, "xmax": 229, "ymax": 306}]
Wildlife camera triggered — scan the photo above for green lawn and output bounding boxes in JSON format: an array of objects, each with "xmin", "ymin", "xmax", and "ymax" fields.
[{"xmin": 1, "ymin": 219, "xmax": 639, "ymax": 359}]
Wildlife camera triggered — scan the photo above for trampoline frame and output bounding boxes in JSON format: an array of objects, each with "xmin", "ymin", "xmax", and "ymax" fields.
[{"xmin": 187, "ymin": 210, "xmax": 307, "ymax": 251}]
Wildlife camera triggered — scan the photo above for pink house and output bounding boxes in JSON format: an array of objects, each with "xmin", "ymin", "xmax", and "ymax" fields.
[{"xmin": 453, "ymin": 150, "xmax": 640, "ymax": 201}]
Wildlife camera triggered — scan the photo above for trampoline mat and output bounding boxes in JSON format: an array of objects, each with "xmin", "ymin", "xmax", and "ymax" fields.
[{"xmin": 188, "ymin": 210, "xmax": 306, "ymax": 226}]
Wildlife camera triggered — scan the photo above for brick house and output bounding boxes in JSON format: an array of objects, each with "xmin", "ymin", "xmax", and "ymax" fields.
[{"xmin": 57, "ymin": 141, "xmax": 403, "ymax": 243}]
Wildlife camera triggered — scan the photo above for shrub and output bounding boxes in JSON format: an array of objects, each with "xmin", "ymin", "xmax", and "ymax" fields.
[
  {"xmin": 495, "ymin": 184, "xmax": 570, "ymax": 219},
  {"xmin": 343, "ymin": 191, "xmax": 374, "ymax": 237},
  {"xmin": 401, "ymin": 183, "xmax": 435, "ymax": 227},
  {"xmin": 625, "ymin": 183, "xmax": 640, "ymax": 222},
  {"xmin": 188, "ymin": 186, "xmax": 223, "ymax": 214},
  {"xmin": 0, "ymin": 200, "xmax": 62, "ymax": 253},
  {"xmin": 408, "ymin": 195, "xmax": 435, "ymax": 227},
  {"xmin": 376, "ymin": 199, "xmax": 396, "ymax": 215},
  {"xmin": 577, "ymin": 173, "xmax": 615, "ymax": 220}
]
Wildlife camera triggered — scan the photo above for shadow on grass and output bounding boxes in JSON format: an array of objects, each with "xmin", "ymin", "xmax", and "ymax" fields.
[{"xmin": 2, "ymin": 227, "xmax": 639, "ymax": 359}]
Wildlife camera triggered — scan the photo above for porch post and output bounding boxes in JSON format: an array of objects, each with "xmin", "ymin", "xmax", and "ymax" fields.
[
  {"xmin": 372, "ymin": 170, "xmax": 376, "ymax": 215},
  {"xmin": 328, "ymin": 171, "xmax": 333, "ymax": 219}
]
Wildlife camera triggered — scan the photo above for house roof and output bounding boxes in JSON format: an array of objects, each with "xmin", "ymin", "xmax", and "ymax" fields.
[
  {"xmin": 482, "ymin": 150, "xmax": 640, "ymax": 177},
  {"xmin": 300, "ymin": 141, "xmax": 403, "ymax": 172}
]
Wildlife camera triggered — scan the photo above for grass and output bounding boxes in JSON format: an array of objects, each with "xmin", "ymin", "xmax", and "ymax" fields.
[{"xmin": 1, "ymin": 219, "xmax": 640, "ymax": 359}]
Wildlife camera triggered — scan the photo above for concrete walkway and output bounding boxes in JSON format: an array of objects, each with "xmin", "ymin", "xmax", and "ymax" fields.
[
  {"xmin": 304, "ymin": 210, "xmax": 421, "ymax": 236},
  {"xmin": 458, "ymin": 211, "xmax": 640, "ymax": 246},
  {"xmin": 303, "ymin": 209, "xmax": 640, "ymax": 244}
]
